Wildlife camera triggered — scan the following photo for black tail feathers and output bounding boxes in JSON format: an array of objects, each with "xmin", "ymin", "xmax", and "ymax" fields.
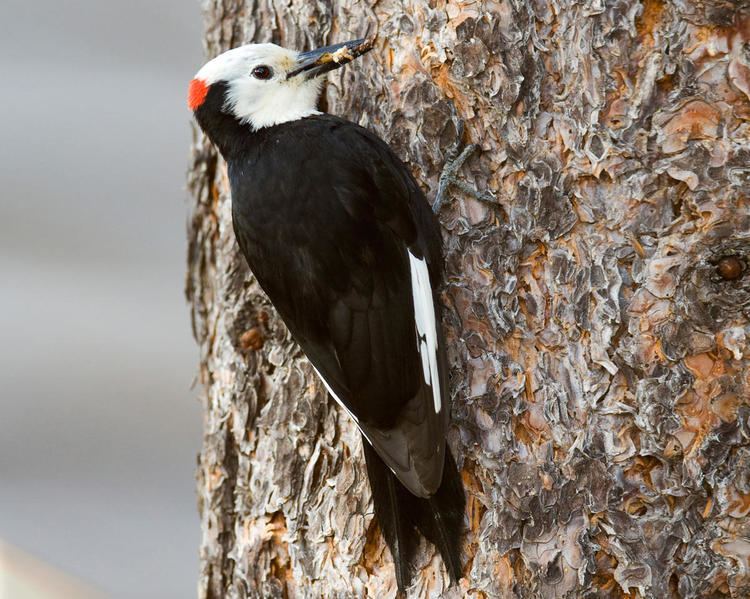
[
  {"xmin": 362, "ymin": 440, "xmax": 417, "ymax": 590},
  {"xmin": 362, "ymin": 437, "xmax": 466, "ymax": 591},
  {"xmin": 410, "ymin": 448, "xmax": 465, "ymax": 583}
]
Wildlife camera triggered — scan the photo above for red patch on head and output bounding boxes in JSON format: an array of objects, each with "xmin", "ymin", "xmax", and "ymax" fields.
[{"xmin": 188, "ymin": 78, "xmax": 209, "ymax": 111}]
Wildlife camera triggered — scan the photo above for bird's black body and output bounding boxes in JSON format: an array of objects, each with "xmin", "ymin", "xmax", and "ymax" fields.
[{"xmin": 194, "ymin": 76, "xmax": 465, "ymax": 590}]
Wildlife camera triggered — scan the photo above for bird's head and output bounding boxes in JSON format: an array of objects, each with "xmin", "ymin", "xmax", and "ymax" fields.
[{"xmin": 188, "ymin": 39, "xmax": 373, "ymax": 131}]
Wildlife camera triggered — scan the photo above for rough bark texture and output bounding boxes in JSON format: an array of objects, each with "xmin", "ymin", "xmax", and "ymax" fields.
[{"xmin": 187, "ymin": 1, "xmax": 750, "ymax": 597}]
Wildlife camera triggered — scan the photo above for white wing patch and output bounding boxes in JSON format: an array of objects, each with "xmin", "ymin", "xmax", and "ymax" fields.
[{"xmin": 408, "ymin": 251, "xmax": 442, "ymax": 413}]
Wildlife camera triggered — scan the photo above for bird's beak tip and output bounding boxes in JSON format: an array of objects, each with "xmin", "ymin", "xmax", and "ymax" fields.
[{"xmin": 288, "ymin": 37, "xmax": 375, "ymax": 80}]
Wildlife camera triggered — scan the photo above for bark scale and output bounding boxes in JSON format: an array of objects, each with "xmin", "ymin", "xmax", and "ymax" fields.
[{"xmin": 187, "ymin": 1, "xmax": 750, "ymax": 597}]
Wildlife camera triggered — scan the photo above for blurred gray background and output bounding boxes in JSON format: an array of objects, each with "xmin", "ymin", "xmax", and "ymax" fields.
[{"xmin": 0, "ymin": 1, "xmax": 205, "ymax": 596}]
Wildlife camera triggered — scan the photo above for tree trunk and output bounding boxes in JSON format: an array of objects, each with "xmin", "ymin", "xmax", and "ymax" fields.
[{"xmin": 187, "ymin": 1, "xmax": 750, "ymax": 597}]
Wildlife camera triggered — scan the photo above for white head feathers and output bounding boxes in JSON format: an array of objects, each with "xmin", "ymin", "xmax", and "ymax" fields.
[{"xmin": 192, "ymin": 43, "xmax": 323, "ymax": 130}]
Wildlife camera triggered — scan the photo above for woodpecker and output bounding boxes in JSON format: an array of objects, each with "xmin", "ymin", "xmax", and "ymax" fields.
[{"xmin": 189, "ymin": 38, "xmax": 465, "ymax": 590}]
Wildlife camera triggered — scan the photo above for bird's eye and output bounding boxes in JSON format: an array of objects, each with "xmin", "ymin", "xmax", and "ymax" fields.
[{"xmin": 251, "ymin": 65, "xmax": 273, "ymax": 80}]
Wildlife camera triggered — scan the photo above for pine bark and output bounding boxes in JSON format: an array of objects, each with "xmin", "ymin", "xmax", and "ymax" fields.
[{"xmin": 187, "ymin": 1, "xmax": 750, "ymax": 597}]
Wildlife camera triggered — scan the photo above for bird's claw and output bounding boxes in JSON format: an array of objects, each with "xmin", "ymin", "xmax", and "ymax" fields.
[{"xmin": 432, "ymin": 115, "xmax": 495, "ymax": 214}]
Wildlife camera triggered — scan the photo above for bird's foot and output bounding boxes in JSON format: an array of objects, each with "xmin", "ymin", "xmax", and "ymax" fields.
[{"xmin": 432, "ymin": 117, "xmax": 495, "ymax": 214}]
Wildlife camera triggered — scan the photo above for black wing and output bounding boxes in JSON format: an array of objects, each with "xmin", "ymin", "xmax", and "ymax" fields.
[{"xmin": 230, "ymin": 115, "xmax": 448, "ymax": 497}]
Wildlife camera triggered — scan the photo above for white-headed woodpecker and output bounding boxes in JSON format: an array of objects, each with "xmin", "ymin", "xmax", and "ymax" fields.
[{"xmin": 189, "ymin": 38, "xmax": 465, "ymax": 590}]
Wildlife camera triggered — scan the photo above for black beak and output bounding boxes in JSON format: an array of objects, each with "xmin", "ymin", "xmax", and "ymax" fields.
[{"xmin": 287, "ymin": 38, "xmax": 374, "ymax": 80}]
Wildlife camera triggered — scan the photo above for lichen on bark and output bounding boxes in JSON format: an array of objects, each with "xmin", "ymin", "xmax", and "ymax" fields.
[{"xmin": 188, "ymin": 1, "xmax": 750, "ymax": 597}]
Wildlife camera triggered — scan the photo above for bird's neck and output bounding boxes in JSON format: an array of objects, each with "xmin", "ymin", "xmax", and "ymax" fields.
[
  {"xmin": 194, "ymin": 82, "xmax": 260, "ymax": 160},
  {"xmin": 198, "ymin": 112, "xmax": 254, "ymax": 159}
]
